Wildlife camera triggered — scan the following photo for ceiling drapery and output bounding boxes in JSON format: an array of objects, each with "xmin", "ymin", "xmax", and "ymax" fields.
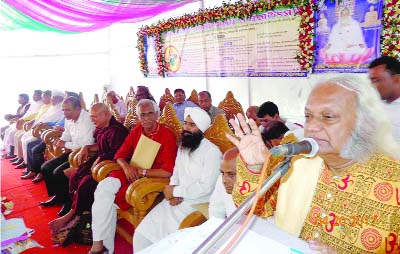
[{"xmin": 1, "ymin": 0, "xmax": 199, "ymax": 33}]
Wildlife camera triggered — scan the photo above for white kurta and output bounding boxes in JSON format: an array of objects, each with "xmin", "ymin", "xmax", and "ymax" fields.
[
  {"xmin": 137, "ymin": 174, "xmax": 236, "ymax": 254},
  {"xmin": 384, "ymin": 98, "xmax": 400, "ymax": 143},
  {"xmin": 134, "ymin": 138, "xmax": 222, "ymax": 249}
]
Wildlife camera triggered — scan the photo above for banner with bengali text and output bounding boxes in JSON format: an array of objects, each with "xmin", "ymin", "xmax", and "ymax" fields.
[
  {"xmin": 146, "ymin": 8, "xmax": 306, "ymax": 77},
  {"xmin": 314, "ymin": 0, "xmax": 383, "ymax": 73}
]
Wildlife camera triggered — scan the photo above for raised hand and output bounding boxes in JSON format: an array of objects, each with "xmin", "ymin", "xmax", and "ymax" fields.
[{"xmin": 226, "ymin": 113, "xmax": 269, "ymax": 169}]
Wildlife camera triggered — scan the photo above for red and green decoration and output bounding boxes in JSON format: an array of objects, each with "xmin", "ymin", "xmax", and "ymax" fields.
[
  {"xmin": 137, "ymin": 0, "xmax": 315, "ymax": 77},
  {"xmin": 381, "ymin": 0, "xmax": 400, "ymax": 59}
]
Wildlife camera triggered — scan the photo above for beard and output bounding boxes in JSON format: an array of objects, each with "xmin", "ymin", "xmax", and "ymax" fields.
[{"xmin": 181, "ymin": 130, "xmax": 204, "ymax": 152}]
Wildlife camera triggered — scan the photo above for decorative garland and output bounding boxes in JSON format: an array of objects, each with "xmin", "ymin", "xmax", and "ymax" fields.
[
  {"xmin": 137, "ymin": 0, "xmax": 314, "ymax": 77},
  {"xmin": 381, "ymin": 0, "xmax": 400, "ymax": 59},
  {"xmin": 296, "ymin": 4, "xmax": 315, "ymax": 72}
]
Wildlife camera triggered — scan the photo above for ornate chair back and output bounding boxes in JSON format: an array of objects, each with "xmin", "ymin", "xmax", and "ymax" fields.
[
  {"xmin": 218, "ymin": 91, "xmax": 245, "ymax": 129},
  {"xmin": 158, "ymin": 103, "xmax": 182, "ymax": 145},
  {"xmin": 123, "ymin": 97, "xmax": 139, "ymax": 130},
  {"xmin": 159, "ymin": 88, "xmax": 175, "ymax": 111},
  {"xmin": 204, "ymin": 114, "xmax": 235, "ymax": 154},
  {"xmin": 187, "ymin": 89, "xmax": 199, "ymax": 105}
]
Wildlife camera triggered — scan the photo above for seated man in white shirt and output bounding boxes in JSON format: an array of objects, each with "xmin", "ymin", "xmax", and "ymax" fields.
[
  {"xmin": 39, "ymin": 96, "xmax": 96, "ymax": 217},
  {"xmin": 133, "ymin": 107, "xmax": 222, "ymax": 251},
  {"xmin": 136, "ymin": 147, "xmax": 239, "ymax": 254}
]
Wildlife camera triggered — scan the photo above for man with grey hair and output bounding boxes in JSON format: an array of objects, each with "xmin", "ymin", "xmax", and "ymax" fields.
[
  {"xmin": 133, "ymin": 107, "xmax": 222, "ymax": 252},
  {"xmin": 228, "ymin": 75, "xmax": 399, "ymax": 254},
  {"xmin": 89, "ymin": 99, "xmax": 178, "ymax": 254}
]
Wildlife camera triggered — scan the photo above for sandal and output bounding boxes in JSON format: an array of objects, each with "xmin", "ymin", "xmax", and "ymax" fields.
[{"xmin": 88, "ymin": 247, "xmax": 109, "ymax": 254}]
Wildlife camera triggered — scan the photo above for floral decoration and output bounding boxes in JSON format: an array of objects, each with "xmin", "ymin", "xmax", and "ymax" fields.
[
  {"xmin": 296, "ymin": 3, "xmax": 315, "ymax": 72},
  {"xmin": 381, "ymin": 0, "xmax": 400, "ymax": 59},
  {"xmin": 137, "ymin": 0, "xmax": 314, "ymax": 77}
]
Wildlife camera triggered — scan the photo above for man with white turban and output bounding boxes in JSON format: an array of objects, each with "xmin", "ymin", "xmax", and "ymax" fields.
[{"xmin": 133, "ymin": 107, "xmax": 222, "ymax": 252}]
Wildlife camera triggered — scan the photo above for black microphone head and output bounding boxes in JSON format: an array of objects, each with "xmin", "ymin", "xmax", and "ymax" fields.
[{"xmin": 269, "ymin": 138, "xmax": 319, "ymax": 157}]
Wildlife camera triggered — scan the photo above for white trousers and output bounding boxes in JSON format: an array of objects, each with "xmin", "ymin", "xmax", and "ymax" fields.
[
  {"xmin": 14, "ymin": 130, "xmax": 24, "ymax": 157},
  {"xmin": 3, "ymin": 123, "xmax": 16, "ymax": 153},
  {"xmin": 133, "ymin": 199, "xmax": 195, "ymax": 251},
  {"xmin": 92, "ymin": 177, "xmax": 121, "ymax": 254}
]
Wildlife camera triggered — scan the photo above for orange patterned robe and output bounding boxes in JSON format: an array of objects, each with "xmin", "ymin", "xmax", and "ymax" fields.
[{"xmin": 233, "ymin": 154, "xmax": 400, "ymax": 254}]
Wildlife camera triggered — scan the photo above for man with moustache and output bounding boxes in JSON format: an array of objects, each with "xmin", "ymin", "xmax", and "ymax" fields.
[
  {"xmin": 133, "ymin": 107, "xmax": 222, "ymax": 252},
  {"xmin": 228, "ymin": 75, "xmax": 400, "ymax": 254},
  {"xmin": 89, "ymin": 99, "xmax": 177, "ymax": 254},
  {"xmin": 48, "ymin": 103, "xmax": 129, "ymax": 238},
  {"xmin": 39, "ymin": 96, "xmax": 95, "ymax": 217}
]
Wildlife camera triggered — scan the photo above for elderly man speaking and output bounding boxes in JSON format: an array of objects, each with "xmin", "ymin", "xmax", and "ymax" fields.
[
  {"xmin": 228, "ymin": 75, "xmax": 400, "ymax": 254},
  {"xmin": 133, "ymin": 107, "xmax": 222, "ymax": 251}
]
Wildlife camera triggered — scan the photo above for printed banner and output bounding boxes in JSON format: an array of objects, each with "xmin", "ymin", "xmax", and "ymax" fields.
[
  {"xmin": 314, "ymin": 0, "xmax": 383, "ymax": 73},
  {"xmin": 156, "ymin": 8, "xmax": 306, "ymax": 77}
]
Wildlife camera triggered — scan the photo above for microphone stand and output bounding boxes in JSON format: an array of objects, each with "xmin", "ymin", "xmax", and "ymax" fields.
[{"xmin": 193, "ymin": 156, "xmax": 292, "ymax": 254}]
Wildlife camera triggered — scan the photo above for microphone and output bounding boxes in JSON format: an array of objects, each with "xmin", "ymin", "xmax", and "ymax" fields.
[{"xmin": 270, "ymin": 138, "xmax": 319, "ymax": 157}]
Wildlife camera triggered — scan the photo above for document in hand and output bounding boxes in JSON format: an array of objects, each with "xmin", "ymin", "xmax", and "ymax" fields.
[{"xmin": 130, "ymin": 134, "xmax": 161, "ymax": 169}]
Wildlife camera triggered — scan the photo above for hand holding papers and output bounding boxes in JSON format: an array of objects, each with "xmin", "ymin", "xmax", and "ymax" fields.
[{"xmin": 130, "ymin": 134, "xmax": 161, "ymax": 170}]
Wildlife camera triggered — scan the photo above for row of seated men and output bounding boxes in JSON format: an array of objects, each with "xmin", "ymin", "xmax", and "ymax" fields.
[
  {"xmin": 0, "ymin": 84, "xmax": 295, "ymax": 253},
  {"xmin": 1, "ymin": 56, "xmax": 400, "ymax": 254}
]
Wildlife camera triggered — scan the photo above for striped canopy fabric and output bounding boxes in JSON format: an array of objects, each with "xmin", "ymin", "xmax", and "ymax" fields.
[{"xmin": 0, "ymin": 0, "xmax": 199, "ymax": 33}]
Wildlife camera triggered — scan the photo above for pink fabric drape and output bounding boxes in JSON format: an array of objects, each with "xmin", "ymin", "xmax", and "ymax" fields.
[{"xmin": 4, "ymin": 0, "xmax": 199, "ymax": 32}]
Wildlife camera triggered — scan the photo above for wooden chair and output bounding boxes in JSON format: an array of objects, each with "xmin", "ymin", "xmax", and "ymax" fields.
[
  {"xmin": 159, "ymin": 88, "xmax": 175, "ymax": 111},
  {"xmin": 218, "ymin": 91, "xmax": 245, "ymax": 129},
  {"xmin": 187, "ymin": 89, "xmax": 199, "ymax": 105},
  {"xmin": 158, "ymin": 103, "xmax": 182, "ymax": 145},
  {"xmin": 41, "ymin": 129, "xmax": 70, "ymax": 160},
  {"xmin": 123, "ymin": 97, "xmax": 139, "ymax": 130},
  {"xmin": 91, "ymin": 104, "xmax": 183, "ymax": 244},
  {"xmin": 32, "ymin": 123, "xmax": 52, "ymax": 139},
  {"xmin": 92, "ymin": 106, "xmax": 233, "ymax": 243},
  {"xmin": 16, "ymin": 119, "xmax": 28, "ymax": 131}
]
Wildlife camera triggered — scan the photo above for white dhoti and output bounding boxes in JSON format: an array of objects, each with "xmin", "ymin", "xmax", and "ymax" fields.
[
  {"xmin": 21, "ymin": 131, "xmax": 38, "ymax": 163},
  {"xmin": 133, "ymin": 199, "xmax": 196, "ymax": 252},
  {"xmin": 14, "ymin": 130, "xmax": 25, "ymax": 157},
  {"xmin": 3, "ymin": 124, "xmax": 17, "ymax": 153},
  {"xmin": 92, "ymin": 177, "xmax": 121, "ymax": 254}
]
